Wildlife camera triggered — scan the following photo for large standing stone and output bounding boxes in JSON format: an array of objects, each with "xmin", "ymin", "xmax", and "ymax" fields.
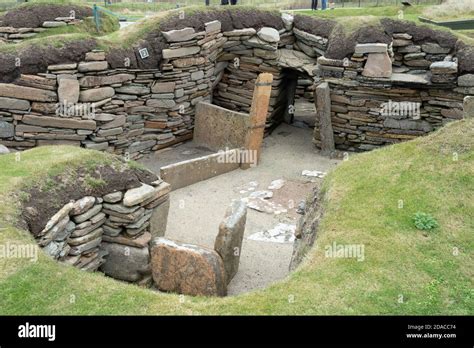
[
  {"xmin": 151, "ymin": 238, "xmax": 227, "ymax": 296},
  {"xmin": 100, "ymin": 242, "xmax": 150, "ymax": 282},
  {"xmin": 0, "ymin": 97, "xmax": 30, "ymax": 111},
  {"xmin": 79, "ymin": 87, "xmax": 115, "ymax": 102},
  {"xmin": 362, "ymin": 52, "xmax": 392, "ymax": 78},
  {"xmin": 0, "ymin": 83, "xmax": 57, "ymax": 102},
  {"xmin": 314, "ymin": 82, "xmax": 335, "ymax": 156},
  {"xmin": 242, "ymin": 73, "xmax": 273, "ymax": 169},
  {"xmin": 214, "ymin": 200, "xmax": 247, "ymax": 284},
  {"xmin": 257, "ymin": 27, "xmax": 280, "ymax": 43},
  {"xmin": 58, "ymin": 77, "xmax": 80, "ymax": 104},
  {"xmin": 123, "ymin": 183, "xmax": 156, "ymax": 207}
]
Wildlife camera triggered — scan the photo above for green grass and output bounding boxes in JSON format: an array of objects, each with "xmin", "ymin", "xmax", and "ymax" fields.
[{"xmin": 0, "ymin": 119, "xmax": 472, "ymax": 315}]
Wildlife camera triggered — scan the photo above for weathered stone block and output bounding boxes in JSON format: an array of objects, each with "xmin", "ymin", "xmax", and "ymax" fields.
[
  {"xmin": 0, "ymin": 83, "xmax": 57, "ymax": 102},
  {"xmin": 78, "ymin": 61, "xmax": 108, "ymax": 73},
  {"xmin": 354, "ymin": 43, "xmax": 387, "ymax": 54},
  {"xmin": 79, "ymin": 87, "xmax": 115, "ymax": 102},
  {"xmin": 0, "ymin": 121, "xmax": 14, "ymax": 138},
  {"xmin": 162, "ymin": 46, "xmax": 200, "ymax": 59},
  {"xmin": 151, "ymin": 238, "xmax": 227, "ymax": 296},
  {"xmin": 151, "ymin": 82, "xmax": 175, "ymax": 93},
  {"xmin": 257, "ymin": 27, "xmax": 280, "ymax": 43},
  {"xmin": 0, "ymin": 97, "xmax": 30, "ymax": 111},
  {"xmin": 162, "ymin": 27, "xmax": 196, "ymax": 42},
  {"xmin": 100, "ymin": 242, "xmax": 150, "ymax": 282},
  {"xmin": 123, "ymin": 183, "xmax": 156, "ymax": 207},
  {"xmin": 22, "ymin": 115, "xmax": 96, "ymax": 130}
]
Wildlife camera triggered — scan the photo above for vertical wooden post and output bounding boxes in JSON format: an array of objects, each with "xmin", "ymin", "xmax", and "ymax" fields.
[
  {"xmin": 242, "ymin": 73, "xmax": 273, "ymax": 169},
  {"xmin": 314, "ymin": 82, "xmax": 335, "ymax": 156}
]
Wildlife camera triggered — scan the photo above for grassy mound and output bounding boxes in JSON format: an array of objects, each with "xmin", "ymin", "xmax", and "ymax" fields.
[{"xmin": 0, "ymin": 119, "xmax": 472, "ymax": 315}]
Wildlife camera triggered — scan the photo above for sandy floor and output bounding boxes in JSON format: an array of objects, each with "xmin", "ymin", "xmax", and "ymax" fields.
[{"xmin": 140, "ymin": 123, "xmax": 340, "ymax": 295}]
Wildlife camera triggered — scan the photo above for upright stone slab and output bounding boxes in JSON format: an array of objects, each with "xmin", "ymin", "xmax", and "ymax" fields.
[
  {"xmin": 214, "ymin": 200, "xmax": 247, "ymax": 284},
  {"xmin": 464, "ymin": 96, "xmax": 474, "ymax": 118},
  {"xmin": 149, "ymin": 199, "xmax": 170, "ymax": 238},
  {"xmin": 151, "ymin": 238, "xmax": 227, "ymax": 296},
  {"xmin": 58, "ymin": 76, "xmax": 80, "ymax": 104},
  {"xmin": 243, "ymin": 73, "xmax": 273, "ymax": 169},
  {"xmin": 314, "ymin": 82, "xmax": 335, "ymax": 156}
]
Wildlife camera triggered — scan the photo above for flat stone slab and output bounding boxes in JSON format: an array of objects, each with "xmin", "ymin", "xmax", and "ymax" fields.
[
  {"xmin": 22, "ymin": 114, "xmax": 96, "ymax": 130},
  {"xmin": 214, "ymin": 200, "xmax": 247, "ymax": 284},
  {"xmin": 390, "ymin": 73, "xmax": 430, "ymax": 85},
  {"xmin": 79, "ymin": 87, "xmax": 115, "ymax": 102},
  {"xmin": 0, "ymin": 83, "xmax": 57, "ymax": 102},
  {"xmin": 123, "ymin": 183, "xmax": 156, "ymax": 207},
  {"xmin": 162, "ymin": 27, "xmax": 196, "ymax": 42},
  {"xmin": 354, "ymin": 43, "xmax": 388, "ymax": 54},
  {"xmin": 162, "ymin": 46, "xmax": 200, "ymax": 59}
]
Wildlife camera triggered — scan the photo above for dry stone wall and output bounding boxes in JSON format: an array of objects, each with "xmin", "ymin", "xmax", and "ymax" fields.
[
  {"xmin": 35, "ymin": 178, "xmax": 170, "ymax": 286},
  {"xmin": 0, "ymin": 16, "xmax": 84, "ymax": 44},
  {"xmin": 0, "ymin": 11, "xmax": 472, "ymax": 155}
]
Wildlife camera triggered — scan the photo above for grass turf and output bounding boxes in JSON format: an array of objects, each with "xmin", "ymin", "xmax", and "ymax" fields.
[{"xmin": 0, "ymin": 118, "xmax": 472, "ymax": 315}]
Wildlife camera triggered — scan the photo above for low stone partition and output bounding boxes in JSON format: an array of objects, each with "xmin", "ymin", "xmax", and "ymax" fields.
[
  {"xmin": 30, "ymin": 177, "xmax": 170, "ymax": 286},
  {"xmin": 150, "ymin": 200, "xmax": 247, "ymax": 296},
  {"xmin": 160, "ymin": 148, "xmax": 242, "ymax": 190}
]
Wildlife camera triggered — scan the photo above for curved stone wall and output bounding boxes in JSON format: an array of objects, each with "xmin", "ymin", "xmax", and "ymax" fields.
[{"xmin": 0, "ymin": 9, "xmax": 472, "ymax": 155}]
